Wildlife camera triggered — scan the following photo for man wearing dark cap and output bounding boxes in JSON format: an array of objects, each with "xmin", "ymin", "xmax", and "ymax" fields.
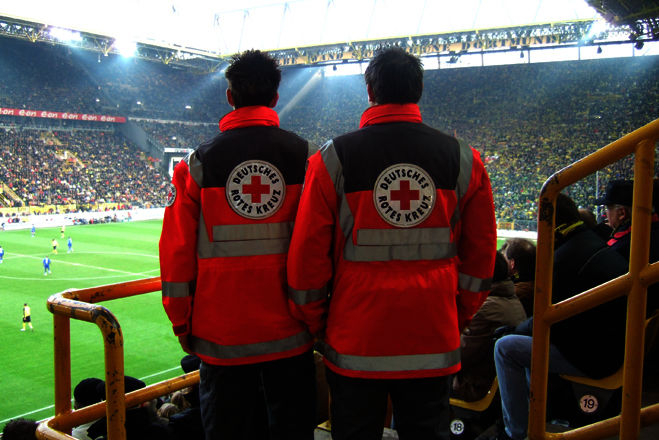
[
  {"xmin": 595, "ymin": 179, "xmax": 633, "ymax": 254},
  {"xmin": 596, "ymin": 178, "xmax": 659, "ymax": 314}
]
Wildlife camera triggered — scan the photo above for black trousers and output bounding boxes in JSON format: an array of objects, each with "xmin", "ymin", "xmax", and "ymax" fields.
[
  {"xmin": 326, "ymin": 368, "xmax": 451, "ymax": 440},
  {"xmin": 199, "ymin": 350, "xmax": 316, "ymax": 440}
]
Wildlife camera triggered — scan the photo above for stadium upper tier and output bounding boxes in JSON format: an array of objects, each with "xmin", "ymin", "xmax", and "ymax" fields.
[{"xmin": 0, "ymin": 37, "xmax": 657, "ymax": 226}]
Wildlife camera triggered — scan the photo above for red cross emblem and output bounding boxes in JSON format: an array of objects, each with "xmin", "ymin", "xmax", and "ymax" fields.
[
  {"xmin": 373, "ymin": 163, "xmax": 436, "ymax": 228},
  {"xmin": 390, "ymin": 180, "xmax": 419, "ymax": 211},
  {"xmin": 226, "ymin": 160, "xmax": 286, "ymax": 219},
  {"xmin": 242, "ymin": 175, "xmax": 270, "ymax": 203}
]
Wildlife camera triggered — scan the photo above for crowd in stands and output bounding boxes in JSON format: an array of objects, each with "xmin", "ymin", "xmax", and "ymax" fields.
[
  {"xmin": 1, "ymin": 34, "xmax": 657, "ymax": 225},
  {"xmin": 0, "ymin": 127, "xmax": 167, "ymax": 208},
  {"xmin": 135, "ymin": 120, "xmax": 217, "ymax": 149},
  {"xmin": 280, "ymin": 57, "xmax": 658, "ymax": 226}
]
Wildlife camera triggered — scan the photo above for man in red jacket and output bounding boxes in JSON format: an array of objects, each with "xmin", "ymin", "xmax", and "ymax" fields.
[
  {"xmin": 159, "ymin": 50, "xmax": 315, "ymax": 440},
  {"xmin": 287, "ymin": 47, "xmax": 497, "ymax": 440}
]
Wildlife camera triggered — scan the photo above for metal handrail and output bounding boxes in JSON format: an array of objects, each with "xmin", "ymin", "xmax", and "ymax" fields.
[
  {"xmin": 36, "ymin": 276, "xmax": 200, "ymax": 440},
  {"xmin": 529, "ymin": 118, "xmax": 659, "ymax": 439}
]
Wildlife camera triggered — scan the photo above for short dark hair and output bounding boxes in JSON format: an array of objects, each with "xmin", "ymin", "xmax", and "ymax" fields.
[
  {"xmin": 364, "ymin": 47, "xmax": 423, "ymax": 104},
  {"xmin": 500, "ymin": 238, "xmax": 536, "ymax": 282},
  {"xmin": 225, "ymin": 50, "xmax": 281, "ymax": 108},
  {"xmin": 2, "ymin": 418, "xmax": 38, "ymax": 439},
  {"xmin": 555, "ymin": 192, "xmax": 581, "ymax": 227}
]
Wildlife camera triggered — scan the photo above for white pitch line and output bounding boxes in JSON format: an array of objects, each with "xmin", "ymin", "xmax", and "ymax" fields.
[
  {"xmin": 7, "ymin": 252, "xmax": 155, "ymax": 277},
  {"xmin": 0, "ymin": 366, "xmax": 183, "ymax": 424}
]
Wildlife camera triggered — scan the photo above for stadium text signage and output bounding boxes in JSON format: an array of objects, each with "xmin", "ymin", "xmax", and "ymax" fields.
[
  {"xmin": 278, "ymin": 34, "xmax": 582, "ymax": 66},
  {"xmin": 0, "ymin": 107, "xmax": 126, "ymax": 123}
]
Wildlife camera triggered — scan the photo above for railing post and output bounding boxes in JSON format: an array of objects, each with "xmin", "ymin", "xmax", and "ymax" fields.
[
  {"xmin": 53, "ymin": 314, "xmax": 71, "ymax": 420},
  {"xmin": 620, "ymin": 138, "xmax": 655, "ymax": 440}
]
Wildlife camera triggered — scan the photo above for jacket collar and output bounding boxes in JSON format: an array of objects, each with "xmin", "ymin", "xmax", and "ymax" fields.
[
  {"xmin": 219, "ymin": 106, "xmax": 279, "ymax": 132},
  {"xmin": 489, "ymin": 279, "xmax": 516, "ymax": 298},
  {"xmin": 608, "ymin": 220, "xmax": 631, "ymax": 246},
  {"xmin": 359, "ymin": 103, "xmax": 422, "ymax": 129}
]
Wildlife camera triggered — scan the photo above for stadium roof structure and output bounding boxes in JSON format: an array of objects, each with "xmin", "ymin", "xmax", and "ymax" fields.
[
  {"xmin": 586, "ymin": 0, "xmax": 659, "ymax": 41},
  {"xmin": 0, "ymin": 0, "xmax": 657, "ymax": 71}
]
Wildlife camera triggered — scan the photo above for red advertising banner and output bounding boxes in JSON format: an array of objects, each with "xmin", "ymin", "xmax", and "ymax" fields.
[{"xmin": 0, "ymin": 107, "xmax": 126, "ymax": 123}]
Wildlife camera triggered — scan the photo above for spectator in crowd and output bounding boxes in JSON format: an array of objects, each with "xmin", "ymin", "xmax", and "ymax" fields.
[
  {"xmin": 499, "ymin": 238, "xmax": 536, "ymax": 316},
  {"xmin": 596, "ymin": 180, "xmax": 634, "ymax": 255},
  {"xmin": 596, "ymin": 178, "xmax": 659, "ymax": 313},
  {"xmin": 452, "ymin": 251, "xmax": 527, "ymax": 402},
  {"xmin": 159, "ymin": 50, "xmax": 316, "ymax": 440},
  {"xmin": 157, "ymin": 403, "xmax": 180, "ymax": 419},
  {"xmin": 579, "ymin": 207, "xmax": 612, "ymax": 241},
  {"xmin": 86, "ymin": 376, "xmax": 172, "ymax": 440},
  {"xmin": 72, "ymin": 377, "xmax": 105, "ymax": 440},
  {"xmin": 489, "ymin": 193, "xmax": 630, "ymax": 440},
  {"xmin": 287, "ymin": 47, "xmax": 496, "ymax": 440},
  {"xmin": 2, "ymin": 418, "xmax": 39, "ymax": 440},
  {"xmin": 167, "ymin": 354, "xmax": 203, "ymax": 440}
]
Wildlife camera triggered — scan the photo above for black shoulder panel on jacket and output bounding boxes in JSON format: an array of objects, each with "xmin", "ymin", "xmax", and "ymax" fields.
[
  {"xmin": 195, "ymin": 126, "xmax": 308, "ymax": 188},
  {"xmin": 331, "ymin": 122, "xmax": 461, "ymax": 193}
]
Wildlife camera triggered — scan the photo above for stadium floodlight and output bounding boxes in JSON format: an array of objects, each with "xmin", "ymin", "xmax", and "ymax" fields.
[
  {"xmin": 49, "ymin": 27, "xmax": 82, "ymax": 43},
  {"xmin": 114, "ymin": 39, "xmax": 137, "ymax": 58}
]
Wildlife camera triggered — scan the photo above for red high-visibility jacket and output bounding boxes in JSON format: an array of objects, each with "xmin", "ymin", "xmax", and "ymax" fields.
[
  {"xmin": 160, "ymin": 106, "xmax": 313, "ymax": 366},
  {"xmin": 287, "ymin": 103, "xmax": 497, "ymax": 379}
]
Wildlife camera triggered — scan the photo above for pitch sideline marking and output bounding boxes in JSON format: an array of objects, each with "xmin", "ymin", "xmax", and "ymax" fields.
[
  {"xmin": 2, "ymin": 251, "xmax": 157, "ymax": 278},
  {"xmin": 0, "ymin": 366, "xmax": 184, "ymax": 424}
]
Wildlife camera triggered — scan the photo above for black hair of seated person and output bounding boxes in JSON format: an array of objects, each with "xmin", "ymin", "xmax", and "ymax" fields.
[
  {"xmin": 74, "ymin": 377, "xmax": 105, "ymax": 409},
  {"xmin": 555, "ymin": 192, "xmax": 581, "ymax": 228},
  {"xmin": 493, "ymin": 251, "xmax": 510, "ymax": 283},
  {"xmin": 364, "ymin": 47, "xmax": 423, "ymax": 104},
  {"xmin": 225, "ymin": 50, "xmax": 281, "ymax": 108},
  {"xmin": 2, "ymin": 418, "xmax": 38, "ymax": 440}
]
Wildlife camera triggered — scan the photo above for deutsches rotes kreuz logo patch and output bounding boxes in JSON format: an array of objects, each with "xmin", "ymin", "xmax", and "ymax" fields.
[
  {"xmin": 373, "ymin": 163, "xmax": 435, "ymax": 227},
  {"xmin": 165, "ymin": 183, "xmax": 177, "ymax": 207},
  {"xmin": 226, "ymin": 160, "xmax": 285, "ymax": 219}
]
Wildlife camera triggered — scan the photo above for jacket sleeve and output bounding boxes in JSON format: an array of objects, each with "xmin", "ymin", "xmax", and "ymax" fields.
[
  {"xmin": 159, "ymin": 157, "xmax": 201, "ymax": 337},
  {"xmin": 287, "ymin": 150, "xmax": 336, "ymax": 336},
  {"xmin": 456, "ymin": 148, "xmax": 497, "ymax": 328}
]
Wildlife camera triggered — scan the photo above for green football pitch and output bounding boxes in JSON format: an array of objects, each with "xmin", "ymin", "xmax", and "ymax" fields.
[
  {"xmin": 0, "ymin": 219, "xmax": 509, "ymax": 430},
  {"xmin": 0, "ymin": 219, "xmax": 185, "ymax": 430}
]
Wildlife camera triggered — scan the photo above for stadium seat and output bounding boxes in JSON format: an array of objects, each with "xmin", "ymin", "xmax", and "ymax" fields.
[
  {"xmin": 555, "ymin": 312, "xmax": 659, "ymax": 428},
  {"xmin": 448, "ymin": 378, "xmax": 500, "ymax": 439}
]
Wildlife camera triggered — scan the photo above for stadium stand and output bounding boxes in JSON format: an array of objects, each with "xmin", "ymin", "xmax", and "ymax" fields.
[
  {"xmin": 1, "ymin": 28, "xmax": 658, "ymax": 439},
  {"xmin": 1, "ymin": 36, "xmax": 657, "ymax": 227}
]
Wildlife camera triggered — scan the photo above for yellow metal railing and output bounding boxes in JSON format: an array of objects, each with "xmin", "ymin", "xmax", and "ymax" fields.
[
  {"xmin": 36, "ymin": 277, "xmax": 199, "ymax": 440},
  {"xmin": 529, "ymin": 118, "xmax": 659, "ymax": 440}
]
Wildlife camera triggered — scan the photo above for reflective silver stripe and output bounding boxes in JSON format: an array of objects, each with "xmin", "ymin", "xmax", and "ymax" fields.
[
  {"xmin": 198, "ymin": 213, "xmax": 290, "ymax": 258},
  {"xmin": 322, "ymin": 342, "xmax": 461, "ymax": 372},
  {"xmin": 458, "ymin": 272, "xmax": 492, "ymax": 292},
  {"xmin": 357, "ymin": 228, "xmax": 450, "ymax": 245},
  {"xmin": 345, "ymin": 241, "xmax": 457, "ymax": 262},
  {"xmin": 319, "ymin": 140, "xmax": 343, "ymax": 185},
  {"xmin": 451, "ymin": 141, "xmax": 474, "ymax": 228},
  {"xmin": 213, "ymin": 222, "xmax": 293, "ymax": 241},
  {"xmin": 162, "ymin": 281, "xmax": 192, "ymax": 298},
  {"xmin": 188, "ymin": 151, "xmax": 204, "ymax": 187},
  {"xmin": 288, "ymin": 285, "xmax": 329, "ymax": 305},
  {"xmin": 190, "ymin": 330, "xmax": 312, "ymax": 360}
]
